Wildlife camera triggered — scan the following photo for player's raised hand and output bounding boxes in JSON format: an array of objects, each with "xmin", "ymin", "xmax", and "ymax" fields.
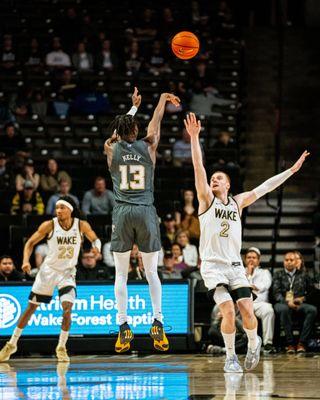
[
  {"xmin": 132, "ymin": 87, "xmax": 142, "ymax": 108},
  {"xmin": 290, "ymin": 150, "xmax": 310, "ymax": 173},
  {"xmin": 184, "ymin": 112, "xmax": 201, "ymax": 137},
  {"xmin": 166, "ymin": 93, "xmax": 180, "ymax": 107},
  {"xmin": 22, "ymin": 262, "xmax": 31, "ymax": 275}
]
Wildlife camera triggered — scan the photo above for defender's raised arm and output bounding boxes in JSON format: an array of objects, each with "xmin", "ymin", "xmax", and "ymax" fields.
[
  {"xmin": 184, "ymin": 112, "xmax": 212, "ymax": 213},
  {"xmin": 234, "ymin": 150, "xmax": 310, "ymax": 211}
]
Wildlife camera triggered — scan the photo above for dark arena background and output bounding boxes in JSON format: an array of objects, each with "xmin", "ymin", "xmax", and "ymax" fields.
[{"xmin": 0, "ymin": 0, "xmax": 320, "ymax": 399}]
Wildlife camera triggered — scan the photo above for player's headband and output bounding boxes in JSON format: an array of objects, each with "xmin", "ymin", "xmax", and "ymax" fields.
[{"xmin": 56, "ymin": 200, "xmax": 74, "ymax": 212}]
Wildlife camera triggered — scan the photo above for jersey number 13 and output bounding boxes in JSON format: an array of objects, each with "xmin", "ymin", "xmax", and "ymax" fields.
[{"xmin": 119, "ymin": 165, "xmax": 145, "ymax": 190}]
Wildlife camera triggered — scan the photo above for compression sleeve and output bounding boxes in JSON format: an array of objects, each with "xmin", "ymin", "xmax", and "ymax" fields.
[{"xmin": 253, "ymin": 169, "xmax": 293, "ymax": 199}]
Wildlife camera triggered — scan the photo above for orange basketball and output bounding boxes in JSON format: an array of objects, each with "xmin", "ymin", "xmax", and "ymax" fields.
[{"xmin": 171, "ymin": 31, "xmax": 200, "ymax": 60}]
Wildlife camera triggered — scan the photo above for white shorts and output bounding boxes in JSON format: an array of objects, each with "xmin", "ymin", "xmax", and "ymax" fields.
[
  {"xmin": 201, "ymin": 261, "xmax": 250, "ymax": 292},
  {"xmin": 29, "ymin": 264, "xmax": 76, "ymax": 305}
]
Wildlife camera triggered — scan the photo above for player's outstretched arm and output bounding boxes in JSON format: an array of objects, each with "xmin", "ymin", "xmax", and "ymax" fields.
[
  {"xmin": 144, "ymin": 93, "xmax": 180, "ymax": 152},
  {"xmin": 80, "ymin": 220, "xmax": 101, "ymax": 259},
  {"xmin": 234, "ymin": 150, "xmax": 310, "ymax": 211},
  {"xmin": 22, "ymin": 220, "xmax": 53, "ymax": 275},
  {"xmin": 104, "ymin": 87, "xmax": 142, "ymax": 167},
  {"xmin": 184, "ymin": 113, "xmax": 212, "ymax": 213}
]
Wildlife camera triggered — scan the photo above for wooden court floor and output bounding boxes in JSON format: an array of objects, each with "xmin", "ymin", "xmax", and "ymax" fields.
[{"xmin": 0, "ymin": 354, "xmax": 319, "ymax": 399}]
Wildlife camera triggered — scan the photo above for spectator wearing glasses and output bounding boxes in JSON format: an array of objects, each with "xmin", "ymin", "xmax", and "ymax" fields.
[{"xmin": 76, "ymin": 249, "xmax": 108, "ymax": 281}]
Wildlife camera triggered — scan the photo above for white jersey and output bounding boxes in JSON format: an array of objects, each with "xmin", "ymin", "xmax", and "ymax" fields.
[
  {"xmin": 44, "ymin": 217, "xmax": 82, "ymax": 272},
  {"xmin": 199, "ymin": 196, "xmax": 242, "ymax": 265}
]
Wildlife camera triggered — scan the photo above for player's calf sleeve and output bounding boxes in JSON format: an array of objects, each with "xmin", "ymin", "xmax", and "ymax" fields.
[
  {"xmin": 113, "ymin": 251, "xmax": 131, "ymax": 325},
  {"xmin": 141, "ymin": 251, "xmax": 163, "ymax": 323}
]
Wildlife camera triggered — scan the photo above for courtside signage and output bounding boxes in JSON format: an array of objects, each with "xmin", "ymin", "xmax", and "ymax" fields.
[{"xmin": 0, "ymin": 283, "xmax": 189, "ymax": 336}]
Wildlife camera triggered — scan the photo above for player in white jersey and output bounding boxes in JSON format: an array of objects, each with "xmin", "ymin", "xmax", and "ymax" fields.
[
  {"xmin": 0, "ymin": 196, "xmax": 101, "ymax": 363},
  {"xmin": 184, "ymin": 113, "xmax": 309, "ymax": 372}
]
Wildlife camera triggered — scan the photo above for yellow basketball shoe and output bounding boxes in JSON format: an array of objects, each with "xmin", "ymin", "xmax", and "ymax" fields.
[
  {"xmin": 55, "ymin": 345, "xmax": 70, "ymax": 362},
  {"xmin": 0, "ymin": 342, "xmax": 17, "ymax": 362},
  {"xmin": 115, "ymin": 322, "xmax": 134, "ymax": 353},
  {"xmin": 150, "ymin": 319, "xmax": 169, "ymax": 351}
]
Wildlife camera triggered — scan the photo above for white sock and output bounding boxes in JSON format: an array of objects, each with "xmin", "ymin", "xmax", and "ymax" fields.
[
  {"xmin": 114, "ymin": 250, "xmax": 131, "ymax": 326},
  {"xmin": 58, "ymin": 330, "xmax": 69, "ymax": 347},
  {"xmin": 141, "ymin": 251, "xmax": 163, "ymax": 323},
  {"xmin": 244, "ymin": 326, "xmax": 258, "ymax": 350},
  {"xmin": 9, "ymin": 327, "xmax": 22, "ymax": 346},
  {"xmin": 221, "ymin": 331, "xmax": 236, "ymax": 358}
]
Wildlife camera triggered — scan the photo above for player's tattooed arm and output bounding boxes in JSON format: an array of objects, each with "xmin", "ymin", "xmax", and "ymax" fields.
[
  {"xmin": 184, "ymin": 113, "xmax": 212, "ymax": 213},
  {"xmin": 80, "ymin": 220, "xmax": 101, "ymax": 258},
  {"xmin": 235, "ymin": 150, "xmax": 310, "ymax": 211},
  {"xmin": 22, "ymin": 220, "xmax": 53, "ymax": 275}
]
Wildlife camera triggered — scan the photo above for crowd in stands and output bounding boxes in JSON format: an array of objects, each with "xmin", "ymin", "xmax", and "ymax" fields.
[{"xmin": 0, "ymin": 1, "xmax": 319, "ymax": 353}]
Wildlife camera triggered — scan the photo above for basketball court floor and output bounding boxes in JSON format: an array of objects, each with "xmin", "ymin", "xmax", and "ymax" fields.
[{"xmin": 0, "ymin": 354, "xmax": 319, "ymax": 399}]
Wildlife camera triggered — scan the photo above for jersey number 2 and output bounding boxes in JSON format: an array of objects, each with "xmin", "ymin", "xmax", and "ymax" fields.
[
  {"xmin": 220, "ymin": 221, "xmax": 230, "ymax": 237},
  {"xmin": 119, "ymin": 165, "xmax": 145, "ymax": 190}
]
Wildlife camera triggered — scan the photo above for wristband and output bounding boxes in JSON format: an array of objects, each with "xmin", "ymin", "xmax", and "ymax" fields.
[
  {"xmin": 92, "ymin": 239, "xmax": 101, "ymax": 252},
  {"xmin": 127, "ymin": 106, "xmax": 138, "ymax": 116}
]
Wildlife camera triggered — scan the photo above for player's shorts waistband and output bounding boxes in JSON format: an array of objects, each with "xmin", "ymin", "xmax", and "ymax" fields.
[{"xmin": 114, "ymin": 201, "xmax": 153, "ymax": 207}]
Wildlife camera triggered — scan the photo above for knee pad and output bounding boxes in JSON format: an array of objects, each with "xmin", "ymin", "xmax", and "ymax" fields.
[{"xmin": 231, "ymin": 287, "xmax": 252, "ymax": 302}]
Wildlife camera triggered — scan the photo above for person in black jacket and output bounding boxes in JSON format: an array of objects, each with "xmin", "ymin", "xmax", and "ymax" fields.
[
  {"xmin": 76, "ymin": 249, "xmax": 109, "ymax": 281},
  {"xmin": 0, "ymin": 255, "xmax": 24, "ymax": 281},
  {"xmin": 273, "ymin": 251, "xmax": 317, "ymax": 353}
]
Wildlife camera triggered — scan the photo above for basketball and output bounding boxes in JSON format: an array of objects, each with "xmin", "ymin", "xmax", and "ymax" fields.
[{"xmin": 171, "ymin": 31, "xmax": 200, "ymax": 60}]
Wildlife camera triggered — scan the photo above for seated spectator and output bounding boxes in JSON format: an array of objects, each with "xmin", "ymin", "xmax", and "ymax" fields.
[
  {"xmin": 0, "ymin": 152, "xmax": 14, "ymax": 190},
  {"xmin": 135, "ymin": 8, "xmax": 157, "ymax": 40},
  {"xmin": 175, "ymin": 189, "xmax": 200, "ymax": 242},
  {"xmin": 82, "ymin": 176, "xmax": 115, "ymax": 215},
  {"xmin": 0, "ymin": 35, "xmax": 17, "ymax": 72},
  {"xmin": 24, "ymin": 38, "xmax": 43, "ymax": 70},
  {"xmin": 30, "ymin": 91, "xmax": 48, "ymax": 119},
  {"xmin": 95, "ymin": 39, "xmax": 117, "ymax": 71},
  {"xmin": 34, "ymin": 243, "xmax": 48, "ymax": 269},
  {"xmin": 145, "ymin": 40, "xmax": 171, "ymax": 76},
  {"xmin": 171, "ymin": 243, "xmax": 188, "ymax": 271},
  {"xmin": 190, "ymin": 80, "xmax": 235, "ymax": 118},
  {"xmin": 175, "ymin": 230, "xmax": 198, "ymax": 267},
  {"xmin": 72, "ymin": 42, "xmax": 93, "ymax": 71},
  {"xmin": 207, "ymin": 304, "xmax": 247, "ymax": 354},
  {"xmin": 244, "ymin": 247, "xmax": 275, "ymax": 353},
  {"xmin": 52, "ymin": 93, "xmax": 70, "ymax": 117},
  {"xmin": 161, "ymin": 251, "xmax": 182, "ymax": 280},
  {"xmin": 128, "ymin": 244, "xmax": 145, "ymax": 280},
  {"xmin": 0, "ymin": 255, "xmax": 24, "ymax": 281},
  {"xmin": 159, "ymin": 7, "xmax": 176, "ymax": 38},
  {"xmin": 46, "ymin": 178, "xmax": 79, "ymax": 215},
  {"xmin": 0, "ymin": 122, "xmax": 28, "ymax": 159},
  {"xmin": 172, "ymin": 128, "xmax": 192, "ymax": 167},
  {"xmin": 124, "ymin": 39, "xmax": 143, "ymax": 76},
  {"xmin": 160, "ymin": 213, "xmax": 178, "ymax": 250},
  {"xmin": 40, "ymin": 158, "xmax": 72, "ymax": 194},
  {"xmin": 273, "ymin": 251, "xmax": 317, "ymax": 353},
  {"xmin": 76, "ymin": 249, "xmax": 109, "ymax": 281},
  {"xmin": 11, "ymin": 180, "xmax": 44, "ymax": 215},
  {"xmin": 191, "ymin": 60, "xmax": 216, "ymax": 91},
  {"xmin": 211, "ymin": 130, "xmax": 239, "ymax": 167},
  {"xmin": 15, "ymin": 158, "xmax": 40, "ymax": 192},
  {"xmin": 45, "ymin": 37, "xmax": 71, "ymax": 68},
  {"xmin": 294, "ymin": 250, "xmax": 306, "ymax": 272},
  {"xmin": 9, "ymin": 88, "xmax": 30, "ymax": 119},
  {"xmin": 55, "ymin": 69, "xmax": 77, "ymax": 100}
]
